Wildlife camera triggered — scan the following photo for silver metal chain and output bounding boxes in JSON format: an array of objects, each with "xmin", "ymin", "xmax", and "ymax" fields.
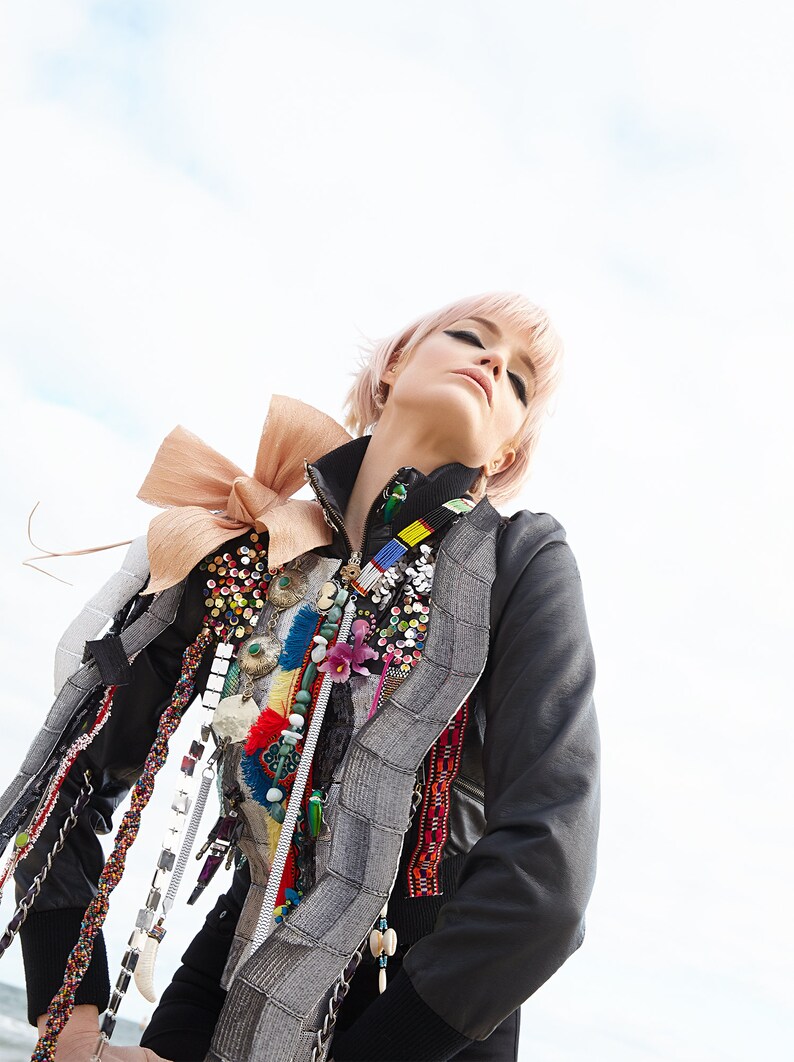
[{"xmin": 0, "ymin": 771, "xmax": 93, "ymax": 959}]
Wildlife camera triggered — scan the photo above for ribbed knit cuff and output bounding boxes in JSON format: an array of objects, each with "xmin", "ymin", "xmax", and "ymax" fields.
[
  {"xmin": 20, "ymin": 907, "xmax": 110, "ymax": 1027},
  {"xmin": 330, "ymin": 967, "xmax": 472, "ymax": 1062}
]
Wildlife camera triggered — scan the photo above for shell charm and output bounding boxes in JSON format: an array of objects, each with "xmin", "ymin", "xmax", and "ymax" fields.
[
  {"xmin": 267, "ymin": 567, "xmax": 308, "ymax": 609},
  {"xmin": 369, "ymin": 904, "xmax": 397, "ymax": 994},
  {"xmin": 237, "ymin": 632, "xmax": 281, "ymax": 678}
]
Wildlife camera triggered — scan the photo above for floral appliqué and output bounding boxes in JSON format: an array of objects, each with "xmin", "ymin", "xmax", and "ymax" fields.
[{"xmin": 317, "ymin": 619, "xmax": 378, "ymax": 683}]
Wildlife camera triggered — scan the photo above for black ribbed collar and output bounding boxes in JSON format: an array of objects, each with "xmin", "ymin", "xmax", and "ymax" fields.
[{"xmin": 306, "ymin": 435, "xmax": 480, "ymax": 563}]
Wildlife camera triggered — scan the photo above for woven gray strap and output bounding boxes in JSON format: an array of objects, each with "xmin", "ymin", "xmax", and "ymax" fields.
[
  {"xmin": 0, "ymin": 577, "xmax": 186, "ymax": 852},
  {"xmin": 207, "ymin": 500, "xmax": 501, "ymax": 1062},
  {"xmin": 53, "ymin": 536, "xmax": 151, "ymax": 695}
]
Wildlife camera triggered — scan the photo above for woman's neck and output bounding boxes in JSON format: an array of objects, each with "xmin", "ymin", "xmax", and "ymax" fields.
[{"xmin": 342, "ymin": 407, "xmax": 470, "ymax": 554}]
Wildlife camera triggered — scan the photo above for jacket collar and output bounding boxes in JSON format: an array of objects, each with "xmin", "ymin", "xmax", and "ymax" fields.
[{"xmin": 305, "ymin": 435, "xmax": 480, "ymax": 563}]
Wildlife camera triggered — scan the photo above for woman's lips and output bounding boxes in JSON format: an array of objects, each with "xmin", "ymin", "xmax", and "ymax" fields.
[{"xmin": 451, "ymin": 368, "xmax": 492, "ymax": 406}]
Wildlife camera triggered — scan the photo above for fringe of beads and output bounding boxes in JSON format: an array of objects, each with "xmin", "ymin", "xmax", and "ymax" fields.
[{"xmin": 30, "ymin": 629, "xmax": 213, "ymax": 1062}]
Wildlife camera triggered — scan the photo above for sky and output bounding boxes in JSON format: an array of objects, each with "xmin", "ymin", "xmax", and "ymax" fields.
[{"xmin": 0, "ymin": 1, "xmax": 792, "ymax": 1059}]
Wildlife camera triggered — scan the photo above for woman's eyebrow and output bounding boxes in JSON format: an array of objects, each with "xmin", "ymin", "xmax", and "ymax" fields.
[{"xmin": 466, "ymin": 316, "xmax": 537, "ymax": 380}]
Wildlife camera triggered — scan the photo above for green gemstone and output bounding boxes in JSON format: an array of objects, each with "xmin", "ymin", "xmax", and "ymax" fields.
[
  {"xmin": 327, "ymin": 606, "xmax": 342, "ymax": 623},
  {"xmin": 295, "ymin": 691, "xmax": 311, "ymax": 705},
  {"xmin": 320, "ymin": 624, "xmax": 337, "ymax": 640},
  {"xmin": 278, "ymin": 742, "xmax": 294, "ymax": 757},
  {"xmin": 292, "ymin": 703, "xmax": 308, "ymax": 717},
  {"xmin": 248, "ymin": 641, "xmax": 261, "ymax": 655},
  {"xmin": 334, "ymin": 588, "xmax": 350, "ymax": 606},
  {"xmin": 15, "ymin": 831, "xmax": 29, "ymax": 848},
  {"xmin": 269, "ymin": 803, "xmax": 286, "ymax": 823},
  {"xmin": 279, "ymin": 576, "xmax": 291, "ymax": 588}
]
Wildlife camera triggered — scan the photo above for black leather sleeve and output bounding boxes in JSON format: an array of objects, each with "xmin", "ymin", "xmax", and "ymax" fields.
[
  {"xmin": 335, "ymin": 510, "xmax": 601, "ymax": 1056},
  {"xmin": 17, "ymin": 555, "xmax": 215, "ymax": 1026}
]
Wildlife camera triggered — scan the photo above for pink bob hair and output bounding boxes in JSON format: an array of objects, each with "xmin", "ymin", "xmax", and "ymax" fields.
[{"xmin": 342, "ymin": 292, "xmax": 565, "ymax": 505}]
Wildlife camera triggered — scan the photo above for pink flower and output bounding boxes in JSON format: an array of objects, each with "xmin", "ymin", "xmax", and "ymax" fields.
[{"xmin": 318, "ymin": 620, "xmax": 378, "ymax": 683}]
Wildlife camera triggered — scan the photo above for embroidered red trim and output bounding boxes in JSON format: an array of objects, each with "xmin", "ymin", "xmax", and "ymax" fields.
[{"xmin": 406, "ymin": 698, "xmax": 469, "ymax": 897}]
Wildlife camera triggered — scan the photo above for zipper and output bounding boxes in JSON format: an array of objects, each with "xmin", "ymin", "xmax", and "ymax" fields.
[
  {"xmin": 305, "ymin": 460, "xmax": 407, "ymax": 562},
  {"xmin": 452, "ymin": 774, "xmax": 485, "ymax": 802}
]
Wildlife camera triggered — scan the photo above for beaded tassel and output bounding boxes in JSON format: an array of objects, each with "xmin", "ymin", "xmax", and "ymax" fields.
[
  {"xmin": 31, "ymin": 629, "xmax": 213, "ymax": 1062},
  {"xmin": 369, "ymin": 904, "xmax": 397, "ymax": 993},
  {"xmin": 0, "ymin": 686, "xmax": 116, "ymax": 902}
]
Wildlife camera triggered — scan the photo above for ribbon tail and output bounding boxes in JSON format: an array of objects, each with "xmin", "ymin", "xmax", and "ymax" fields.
[{"xmin": 143, "ymin": 508, "xmax": 249, "ymax": 595}]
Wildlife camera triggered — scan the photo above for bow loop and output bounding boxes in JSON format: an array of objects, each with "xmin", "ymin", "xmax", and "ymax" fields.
[{"xmin": 137, "ymin": 395, "xmax": 352, "ymax": 594}]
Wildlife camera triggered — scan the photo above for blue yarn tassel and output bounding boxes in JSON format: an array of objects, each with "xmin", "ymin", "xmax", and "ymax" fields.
[{"xmin": 278, "ymin": 604, "xmax": 320, "ymax": 669}]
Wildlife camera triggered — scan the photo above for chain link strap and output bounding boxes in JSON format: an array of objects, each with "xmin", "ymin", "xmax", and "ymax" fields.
[{"xmin": 0, "ymin": 771, "xmax": 93, "ymax": 959}]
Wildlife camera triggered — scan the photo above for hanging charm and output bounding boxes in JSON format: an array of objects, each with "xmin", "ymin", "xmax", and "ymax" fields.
[
  {"xmin": 212, "ymin": 693, "xmax": 260, "ymax": 744},
  {"xmin": 237, "ymin": 630, "xmax": 281, "ymax": 679},
  {"xmin": 369, "ymin": 903, "xmax": 397, "ymax": 994},
  {"xmin": 267, "ymin": 566, "xmax": 308, "ymax": 609},
  {"xmin": 307, "ymin": 790, "xmax": 325, "ymax": 839},
  {"xmin": 315, "ymin": 579, "xmax": 341, "ymax": 613},
  {"xmin": 383, "ymin": 481, "xmax": 407, "ymax": 523}
]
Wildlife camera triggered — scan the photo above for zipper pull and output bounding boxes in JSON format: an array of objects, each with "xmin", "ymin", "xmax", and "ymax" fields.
[{"xmin": 339, "ymin": 550, "xmax": 362, "ymax": 585}]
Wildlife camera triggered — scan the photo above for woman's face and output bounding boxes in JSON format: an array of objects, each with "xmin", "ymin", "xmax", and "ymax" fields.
[{"xmin": 381, "ymin": 314, "xmax": 535, "ymax": 473}]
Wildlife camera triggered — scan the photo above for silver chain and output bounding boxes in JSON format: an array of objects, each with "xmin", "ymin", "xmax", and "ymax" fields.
[{"xmin": 0, "ymin": 771, "xmax": 93, "ymax": 958}]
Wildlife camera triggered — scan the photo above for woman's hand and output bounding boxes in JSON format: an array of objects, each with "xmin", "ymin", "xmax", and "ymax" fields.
[{"xmin": 35, "ymin": 1006, "xmax": 171, "ymax": 1061}]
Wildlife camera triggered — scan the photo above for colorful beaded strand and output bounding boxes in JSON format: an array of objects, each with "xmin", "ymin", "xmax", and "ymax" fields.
[
  {"xmin": 31, "ymin": 629, "xmax": 213, "ymax": 1062},
  {"xmin": 350, "ymin": 497, "xmax": 473, "ymax": 595},
  {"xmin": 0, "ymin": 686, "xmax": 116, "ymax": 901}
]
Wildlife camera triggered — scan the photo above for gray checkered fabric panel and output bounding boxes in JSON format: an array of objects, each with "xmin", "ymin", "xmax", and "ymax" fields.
[{"xmin": 207, "ymin": 500, "xmax": 500, "ymax": 1062}]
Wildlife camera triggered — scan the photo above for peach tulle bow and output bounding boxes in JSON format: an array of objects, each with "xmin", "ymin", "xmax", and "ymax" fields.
[{"xmin": 137, "ymin": 394, "xmax": 352, "ymax": 594}]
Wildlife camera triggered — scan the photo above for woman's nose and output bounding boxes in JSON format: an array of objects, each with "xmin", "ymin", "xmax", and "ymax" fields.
[{"xmin": 479, "ymin": 349, "xmax": 506, "ymax": 377}]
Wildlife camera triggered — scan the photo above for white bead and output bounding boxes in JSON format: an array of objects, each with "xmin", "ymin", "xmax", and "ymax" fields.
[
  {"xmin": 312, "ymin": 635, "xmax": 328, "ymax": 645},
  {"xmin": 266, "ymin": 787, "xmax": 283, "ymax": 802},
  {"xmin": 289, "ymin": 713, "xmax": 305, "ymax": 729},
  {"xmin": 369, "ymin": 929, "xmax": 383, "ymax": 958},
  {"xmin": 382, "ymin": 928, "xmax": 397, "ymax": 956},
  {"xmin": 378, "ymin": 967, "xmax": 387, "ymax": 994},
  {"xmin": 311, "ymin": 645, "xmax": 327, "ymax": 663},
  {"xmin": 280, "ymin": 730, "xmax": 299, "ymax": 745}
]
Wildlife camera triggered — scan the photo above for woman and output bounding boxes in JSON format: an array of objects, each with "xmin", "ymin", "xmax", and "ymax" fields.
[{"xmin": 8, "ymin": 292, "xmax": 600, "ymax": 1061}]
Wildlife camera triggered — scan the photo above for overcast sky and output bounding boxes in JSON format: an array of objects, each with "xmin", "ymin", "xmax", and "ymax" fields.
[{"xmin": 0, "ymin": 3, "xmax": 792, "ymax": 1059}]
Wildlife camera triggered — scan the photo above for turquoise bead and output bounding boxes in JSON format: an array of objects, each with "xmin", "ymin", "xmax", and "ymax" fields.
[
  {"xmin": 327, "ymin": 606, "xmax": 342, "ymax": 623},
  {"xmin": 320, "ymin": 624, "xmax": 337, "ymax": 640},
  {"xmin": 269, "ymin": 803, "xmax": 286, "ymax": 824},
  {"xmin": 334, "ymin": 588, "xmax": 350, "ymax": 606},
  {"xmin": 295, "ymin": 691, "xmax": 311, "ymax": 705}
]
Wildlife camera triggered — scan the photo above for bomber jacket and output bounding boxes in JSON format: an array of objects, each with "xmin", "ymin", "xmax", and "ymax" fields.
[{"xmin": 15, "ymin": 435, "xmax": 600, "ymax": 1061}]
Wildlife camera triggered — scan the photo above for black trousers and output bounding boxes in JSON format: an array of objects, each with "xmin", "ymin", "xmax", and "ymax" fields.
[{"xmin": 141, "ymin": 889, "xmax": 520, "ymax": 1062}]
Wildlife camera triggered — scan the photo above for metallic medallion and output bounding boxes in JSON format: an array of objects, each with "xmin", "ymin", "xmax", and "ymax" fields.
[
  {"xmin": 237, "ymin": 631, "xmax": 281, "ymax": 677},
  {"xmin": 267, "ymin": 567, "xmax": 308, "ymax": 609}
]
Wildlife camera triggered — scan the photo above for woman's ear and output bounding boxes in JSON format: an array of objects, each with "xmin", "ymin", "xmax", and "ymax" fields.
[
  {"xmin": 379, "ymin": 351, "xmax": 402, "ymax": 388},
  {"xmin": 485, "ymin": 447, "xmax": 516, "ymax": 478}
]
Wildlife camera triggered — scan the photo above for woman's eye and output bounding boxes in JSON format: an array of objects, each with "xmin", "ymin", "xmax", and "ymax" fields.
[
  {"xmin": 445, "ymin": 329, "xmax": 529, "ymax": 406},
  {"xmin": 443, "ymin": 328, "xmax": 485, "ymax": 349},
  {"xmin": 508, "ymin": 371, "xmax": 528, "ymax": 406}
]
